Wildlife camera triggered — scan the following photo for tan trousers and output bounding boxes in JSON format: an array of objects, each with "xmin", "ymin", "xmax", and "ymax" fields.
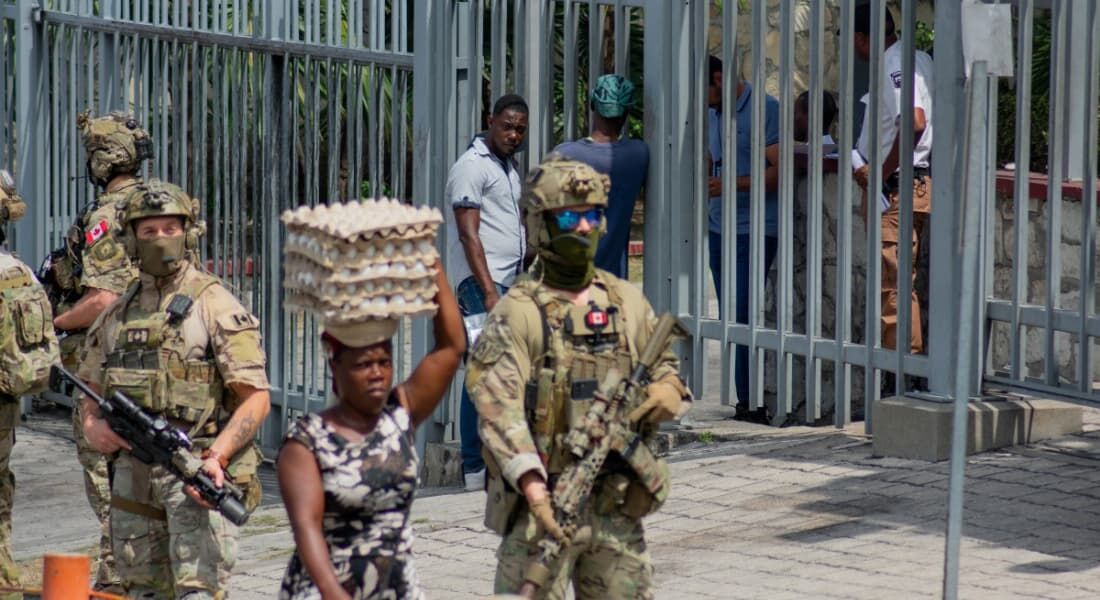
[{"xmin": 879, "ymin": 175, "xmax": 931, "ymax": 353}]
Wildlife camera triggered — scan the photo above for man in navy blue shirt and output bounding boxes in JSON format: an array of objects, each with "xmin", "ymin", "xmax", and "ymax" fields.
[
  {"xmin": 553, "ymin": 74, "xmax": 649, "ymax": 278},
  {"xmin": 706, "ymin": 56, "xmax": 781, "ymax": 422}
]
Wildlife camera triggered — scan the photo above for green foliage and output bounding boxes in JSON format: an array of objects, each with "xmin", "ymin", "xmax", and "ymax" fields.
[
  {"xmin": 914, "ymin": 21, "xmax": 934, "ymax": 53},
  {"xmin": 995, "ymin": 10, "xmax": 1051, "ymax": 171}
]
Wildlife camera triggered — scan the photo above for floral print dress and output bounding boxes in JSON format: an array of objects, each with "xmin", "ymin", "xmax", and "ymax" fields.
[{"xmin": 279, "ymin": 395, "xmax": 423, "ymax": 600}]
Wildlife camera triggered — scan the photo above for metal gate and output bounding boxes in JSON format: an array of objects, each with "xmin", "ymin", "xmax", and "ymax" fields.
[
  {"xmin": 5, "ymin": 0, "xmax": 416, "ymax": 455},
  {"xmin": 4, "ymin": 0, "xmax": 1098, "ymax": 478}
]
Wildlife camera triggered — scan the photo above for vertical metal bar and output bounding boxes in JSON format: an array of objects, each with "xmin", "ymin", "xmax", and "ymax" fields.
[
  {"xmin": 491, "ymin": 0, "xmax": 504, "ymax": 101},
  {"xmin": 944, "ymin": 61, "xmax": 990, "ymax": 600},
  {"xmin": 775, "ymin": 0, "xmax": 794, "ymax": 419},
  {"xmin": 1010, "ymin": 0, "xmax": 1034, "ymax": 382},
  {"xmin": 894, "ymin": 0, "xmax": 916, "ymax": 394},
  {"xmin": 928, "ymin": 0, "xmax": 965, "ymax": 399},
  {"xmin": 834, "ymin": 0, "xmax": 855, "ymax": 426},
  {"xmin": 643, "ymin": 0, "xmax": 686, "ymax": 368},
  {"xmin": 587, "ymin": 0, "xmax": 598, "ymax": 129},
  {"xmin": 413, "ymin": 0, "xmax": 451, "ymax": 451},
  {"xmin": 564, "ymin": 0, "xmax": 576, "ymax": 140},
  {"xmin": 805, "ymin": 0, "xmax": 824, "ymax": 422},
  {"xmin": 714, "ymin": 0, "xmax": 735, "ymax": 406},
  {"xmin": 1077, "ymin": 2, "xmax": 1099, "ymax": 392},
  {"xmin": 748, "ymin": 0, "xmax": 766, "ymax": 411},
  {"xmin": 613, "ymin": 0, "xmax": 624, "ymax": 75},
  {"xmin": 523, "ymin": 0, "xmax": 546, "ymax": 163},
  {"xmin": 14, "ymin": 0, "xmax": 45, "ymax": 264},
  {"xmin": 863, "ymin": 0, "xmax": 885, "ymax": 431},
  {"xmin": 1045, "ymin": 2, "xmax": 1067, "ymax": 386}
]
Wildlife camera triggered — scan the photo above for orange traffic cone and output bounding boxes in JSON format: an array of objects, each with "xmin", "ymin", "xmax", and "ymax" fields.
[
  {"xmin": 42, "ymin": 554, "xmax": 88, "ymax": 600},
  {"xmin": 38, "ymin": 554, "xmax": 124, "ymax": 600}
]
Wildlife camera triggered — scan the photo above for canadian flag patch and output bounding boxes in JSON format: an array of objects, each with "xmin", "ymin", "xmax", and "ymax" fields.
[{"xmin": 86, "ymin": 220, "xmax": 109, "ymax": 245}]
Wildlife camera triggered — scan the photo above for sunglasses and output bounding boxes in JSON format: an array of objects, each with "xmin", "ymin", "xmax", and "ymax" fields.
[{"xmin": 552, "ymin": 208, "xmax": 604, "ymax": 232}]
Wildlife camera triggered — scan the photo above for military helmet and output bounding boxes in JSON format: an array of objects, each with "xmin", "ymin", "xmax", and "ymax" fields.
[
  {"xmin": 522, "ymin": 156, "xmax": 609, "ymax": 251},
  {"xmin": 77, "ymin": 110, "xmax": 154, "ymax": 185},
  {"xmin": 590, "ymin": 74, "xmax": 636, "ymax": 119},
  {"xmin": 0, "ymin": 170, "xmax": 25, "ymax": 224},
  {"xmin": 119, "ymin": 179, "xmax": 205, "ymax": 254}
]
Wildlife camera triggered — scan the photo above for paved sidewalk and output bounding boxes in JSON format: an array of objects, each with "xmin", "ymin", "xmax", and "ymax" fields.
[{"xmin": 12, "ymin": 406, "xmax": 1100, "ymax": 599}]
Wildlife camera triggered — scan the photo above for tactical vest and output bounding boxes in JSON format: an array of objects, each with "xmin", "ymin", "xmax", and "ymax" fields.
[
  {"xmin": 514, "ymin": 274, "xmax": 669, "ymax": 519},
  {"xmin": 0, "ymin": 253, "xmax": 56, "ymax": 398},
  {"xmin": 102, "ymin": 272, "xmax": 226, "ymax": 433}
]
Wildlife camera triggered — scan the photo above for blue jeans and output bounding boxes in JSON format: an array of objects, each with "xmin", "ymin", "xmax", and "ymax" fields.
[
  {"xmin": 708, "ymin": 231, "xmax": 779, "ymax": 408},
  {"xmin": 457, "ymin": 277, "xmax": 509, "ymax": 474}
]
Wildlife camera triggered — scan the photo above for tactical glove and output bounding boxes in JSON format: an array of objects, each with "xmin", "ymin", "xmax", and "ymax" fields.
[
  {"xmin": 628, "ymin": 377, "xmax": 689, "ymax": 424},
  {"xmin": 528, "ymin": 496, "xmax": 565, "ymax": 541}
]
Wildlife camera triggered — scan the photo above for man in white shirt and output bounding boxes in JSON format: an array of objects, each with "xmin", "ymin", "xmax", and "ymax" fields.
[
  {"xmin": 445, "ymin": 93, "xmax": 529, "ymax": 491},
  {"xmin": 852, "ymin": 6, "xmax": 933, "ymax": 355}
]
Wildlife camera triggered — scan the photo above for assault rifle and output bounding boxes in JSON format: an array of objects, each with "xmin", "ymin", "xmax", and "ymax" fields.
[
  {"xmin": 37, "ymin": 248, "xmax": 82, "ymax": 311},
  {"xmin": 53, "ymin": 365, "xmax": 250, "ymax": 526},
  {"xmin": 520, "ymin": 313, "xmax": 687, "ymax": 598}
]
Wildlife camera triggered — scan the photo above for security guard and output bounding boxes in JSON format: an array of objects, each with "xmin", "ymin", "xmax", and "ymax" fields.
[
  {"xmin": 467, "ymin": 158, "xmax": 690, "ymax": 599},
  {"xmin": 47, "ymin": 111, "xmax": 151, "ymax": 590},
  {"xmin": 0, "ymin": 170, "xmax": 60, "ymax": 598},
  {"xmin": 77, "ymin": 179, "xmax": 269, "ymax": 598}
]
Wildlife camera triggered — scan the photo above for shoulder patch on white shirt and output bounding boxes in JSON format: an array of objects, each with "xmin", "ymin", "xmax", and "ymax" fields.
[{"xmin": 890, "ymin": 70, "xmax": 903, "ymax": 89}]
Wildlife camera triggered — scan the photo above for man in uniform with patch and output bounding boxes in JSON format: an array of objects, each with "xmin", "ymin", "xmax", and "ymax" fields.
[
  {"xmin": 0, "ymin": 170, "xmax": 60, "ymax": 598},
  {"xmin": 44, "ymin": 111, "xmax": 152, "ymax": 590},
  {"xmin": 77, "ymin": 179, "xmax": 270, "ymax": 599},
  {"xmin": 467, "ymin": 158, "xmax": 691, "ymax": 599}
]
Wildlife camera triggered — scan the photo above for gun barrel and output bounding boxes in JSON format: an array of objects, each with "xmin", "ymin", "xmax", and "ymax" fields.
[
  {"xmin": 52, "ymin": 364, "xmax": 99, "ymax": 404},
  {"xmin": 636, "ymin": 314, "xmax": 687, "ymax": 375}
]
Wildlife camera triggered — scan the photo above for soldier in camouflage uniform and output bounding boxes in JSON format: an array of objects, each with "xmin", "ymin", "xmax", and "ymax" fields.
[
  {"xmin": 0, "ymin": 171, "xmax": 61, "ymax": 599},
  {"xmin": 77, "ymin": 179, "xmax": 270, "ymax": 599},
  {"xmin": 47, "ymin": 111, "xmax": 152, "ymax": 590},
  {"xmin": 467, "ymin": 158, "xmax": 691, "ymax": 599}
]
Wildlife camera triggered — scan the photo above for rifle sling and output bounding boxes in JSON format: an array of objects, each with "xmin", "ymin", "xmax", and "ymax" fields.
[{"xmin": 111, "ymin": 496, "xmax": 167, "ymax": 522}]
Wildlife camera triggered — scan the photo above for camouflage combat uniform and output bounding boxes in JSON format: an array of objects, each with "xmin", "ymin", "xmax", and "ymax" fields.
[
  {"xmin": 47, "ymin": 111, "xmax": 151, "ymax": 588},
  {"xmin": 467, "ymin": 159, "xmax": 689, "ymax": 599},
  {"xmin": 0, "ymin": 172, "xmax": 61, "ymax": 598},
  {"xmin": 77, "ymin": 181, "xmax": 266, "ymax": 599}
]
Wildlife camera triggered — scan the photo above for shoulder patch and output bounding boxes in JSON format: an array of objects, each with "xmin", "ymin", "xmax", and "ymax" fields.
[
  {"xmin": 91, "ymin": 238, "xmax": 124, "ymax": 262},
  {"xmin": 85, "ymin": 220, "xmax": 110, "ymax": 245},
  {"xmin": 218, "ymin": 311, "xmax": 260, "ymax": 332}
]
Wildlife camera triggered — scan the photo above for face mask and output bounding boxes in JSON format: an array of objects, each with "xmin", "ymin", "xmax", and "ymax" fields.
[
  {"xmin": 136, "ymin": 235, "xmax": 187, "ymax": 277},
  {"xmin": 538, "ymin": 218, "xmax": 601, "ymax": 291}
]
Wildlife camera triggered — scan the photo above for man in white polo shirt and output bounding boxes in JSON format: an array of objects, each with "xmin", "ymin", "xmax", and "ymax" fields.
[
  {"xmin": 445, "ymin": 93, "xmax": 529, "ymax": 491},
  {"xmin": 852, "ymin": 5, "xmax": 933, "ymax": 356}
]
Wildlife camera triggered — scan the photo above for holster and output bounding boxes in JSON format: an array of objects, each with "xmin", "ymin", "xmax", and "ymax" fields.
[{"xmin": 482, "ymin": 447, "xmax": 521, "ymax": 535}]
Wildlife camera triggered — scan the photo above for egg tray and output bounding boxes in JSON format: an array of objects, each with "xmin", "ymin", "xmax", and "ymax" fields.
[
  {"xmin": 283, "ymin": 244, "xmax": 439, "ymax": 275},
  {"xmin": 281, "ymin": 199, "xmax": 443, "ymax": 242},
  {"xmin": 286, "ymin": 290, "xmax": 438, "ymax": 321},
  {"xmin": 285, "ymin": 279, "xmax": 439, "ymax": 304}
]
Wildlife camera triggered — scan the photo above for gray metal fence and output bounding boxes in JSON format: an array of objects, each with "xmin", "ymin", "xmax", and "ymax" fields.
[
  {"xmin": 3, "ymin": 0, "xmax": 1097, "ymax": 517},
  {"xmin": 6, "ymin": 0, "xmax": 416, "ymax": 455}
]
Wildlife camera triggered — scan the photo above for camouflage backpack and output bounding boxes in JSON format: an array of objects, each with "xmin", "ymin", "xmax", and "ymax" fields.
[{"xmin": 0, "ymin": 253, "xmax": 58, "ymax": 398}]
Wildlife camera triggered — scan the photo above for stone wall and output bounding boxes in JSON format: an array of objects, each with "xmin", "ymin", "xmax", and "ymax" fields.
[
  {"xmin": 989, "ymin": 190, "xmax": 1100, "ymax": 385},
  {"xmin": 761, "ymin": 175, "xmax": 869, "ymax": 422}
]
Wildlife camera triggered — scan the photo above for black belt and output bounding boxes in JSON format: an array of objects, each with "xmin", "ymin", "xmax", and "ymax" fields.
[{"xmin": 884, "ymin": 167, "xmax": 931, "ymax": 194}]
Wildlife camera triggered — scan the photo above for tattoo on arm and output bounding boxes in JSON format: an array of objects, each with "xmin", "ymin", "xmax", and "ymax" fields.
[{"xmin": 228, "ymin": 415, "xmax": 259, "ymax": 449}]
